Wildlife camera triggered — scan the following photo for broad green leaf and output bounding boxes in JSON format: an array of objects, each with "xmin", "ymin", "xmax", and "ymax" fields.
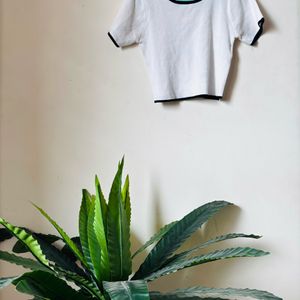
[
  {"xmin": 149, "ymin": 286, "xmax": 282, "ymax": 300},
  {"xmin": 79, "ymin": 190, "xmax": 94, "ymax": 274},
  {"xmin": 95, "ymin": 176, "xmax": 110, "ymax": 280},
  {"xmin": 132, "ymin": 221, "xmax": 178, "ymax": 259},
  {"xmin": 33, "ymin": 204, "xmax": 87, "ymax": 268},
  {"xmin": 87, "ymin": 196, "xmax": 102, "ymax": 281},
  {"xmin": 133, "ymin": 201, "xmax": 232, "ymax": 279},
  {"xmin": 13, "ymin": 271, "xmax": 88, "ymax": 300},
  {"xmin": 0, "ymin": 276, "xmax": 19, "ymax": 289},
  {"xmin": 163, "ymin": 233, "xmax": 261, "ymax": 267},
  {"xmin": 121, "ymin": 175, "xmax": 131, "ymax": 226},
  {"xmin": 0, "ymin": 218, "xmax": 49, "ymax": 268},
  {"xmin": 107, "ymin": 159, "xmax": 132, "ymax": 280},
  {"xmin": 143, "ymin": 247, "xmax": 269, "ymax": 281},
  {"xmin": 103, "ymin": 280, "xmax": 150, "ymax": 300},
  {"xmin": 0, "ymin": 251, "xmax": 49, "ymax": 272},
  {"xmin": 13, "ymin": 234, "xmax": 60, "ymax": 254}
]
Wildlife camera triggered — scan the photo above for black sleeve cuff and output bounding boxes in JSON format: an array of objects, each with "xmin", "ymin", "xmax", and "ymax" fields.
[
  {"xmin": 251, "ymin": 18, "xmax": 265, "ymax": 46},
  {"xmin": 108, "ymin": 32, "xmax": 120, "ymax": 48}
]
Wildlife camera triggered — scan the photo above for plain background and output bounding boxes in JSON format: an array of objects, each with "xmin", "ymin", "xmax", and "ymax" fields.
[{"xmin": 0, "ymin": 0, "xmax": 299, "ymax": 299}]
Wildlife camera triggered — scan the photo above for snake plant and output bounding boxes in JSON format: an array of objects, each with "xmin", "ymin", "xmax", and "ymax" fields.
[{"xmin": 0, "ymin": 159, "xmax": 282, "ymax": 299}]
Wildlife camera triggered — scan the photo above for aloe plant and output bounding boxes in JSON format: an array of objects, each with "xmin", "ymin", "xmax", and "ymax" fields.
[{"xmin": 0, "ymin": 159, "xmax": 282, "ymax": 299}]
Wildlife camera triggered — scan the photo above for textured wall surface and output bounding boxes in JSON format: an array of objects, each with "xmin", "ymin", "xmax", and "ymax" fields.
[{"xmin": 0, "ymin": 0, "xmax": 299, "ymax": 299}]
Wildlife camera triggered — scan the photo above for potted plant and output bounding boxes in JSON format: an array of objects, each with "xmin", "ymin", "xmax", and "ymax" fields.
[{"xmin": 0, "ymin": 159, "xmax": 281, "ymax": 299}]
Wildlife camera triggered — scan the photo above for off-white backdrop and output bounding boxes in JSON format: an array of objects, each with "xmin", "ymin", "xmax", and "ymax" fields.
[{"xmin": 0, "ymin": 0, "xmax": 299, "ymax": 299}]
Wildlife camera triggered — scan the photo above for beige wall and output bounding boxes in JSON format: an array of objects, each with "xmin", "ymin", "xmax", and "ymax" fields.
[{"xmin": 0, "ymin": 0, "xmax": 299, "ymax": 299}]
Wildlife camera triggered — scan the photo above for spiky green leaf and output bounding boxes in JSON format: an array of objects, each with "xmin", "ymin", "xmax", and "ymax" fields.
[
  {"xmin": 121, "ymin": 175, "xmax": 131, "ymax": 226},
  {"xmin": 0, "ymin": 250, "xmax": 49, "ymax": 272},
  {"xmin": 133, "ymin": 201, "xmax": 232, "ymax": 279},
  {"xmin": 0, "ymin": 218, "xmax": 49, "ymax": 268},
  {"xmin": 95, "ymin": 176, "xmax": 110, "ymax": 280},
  {"xmin": 107, "ymin": 158, "xmax": 132, "ymax": 280},
  {"xmin": 79, "ymin": 190, "xmax": 95, "ymax": 274},
  {"xmin": 163, "ymin": 233, "xmax": 261, "ymax": 267},
  {"xmin": 132, "ymin": 222, "xmax": 178, "ymax": 259},
  {"xmin": 149, "ymin": 286, "xmax": 282, "ymax": 300},
  {"xmin": 87, "ymin": 196, "xmax": 102, "ymax": 281},
  {"xmin": 103, "ymin": 280, "xmax": 150, "ymax": 300},
  {"xmin": 143, "ymin": 247, "xmax": 269, "ymax": 281},
  {"xmin": 33, "ymin": 204, "xmax": 87, "ymax": 268},
  {"xmin": 61, "ymin": 236, "xmax": 81, "ymax": 262},
  {"xmin": 13, "ymin": 234, "xmax": 60, "ymax": 254}
]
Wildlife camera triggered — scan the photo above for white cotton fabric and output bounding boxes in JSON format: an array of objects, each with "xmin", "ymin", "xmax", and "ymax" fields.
[{"xmin": 109, "ymin": 0, "xmax": 264, "ymax": 102}]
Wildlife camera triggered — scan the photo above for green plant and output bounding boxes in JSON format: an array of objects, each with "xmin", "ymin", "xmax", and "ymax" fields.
[{"xmin": 0, "ymin": 159, "xmax": 281, "ymax": 299}]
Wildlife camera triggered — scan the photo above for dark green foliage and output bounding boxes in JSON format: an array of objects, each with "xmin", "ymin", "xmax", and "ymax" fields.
[{"xmin": 0, "ymin": 159, "xmax": 281, "ymax": 300}]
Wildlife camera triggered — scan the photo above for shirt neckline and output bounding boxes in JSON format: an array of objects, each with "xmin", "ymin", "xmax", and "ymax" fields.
[{"xmin": 168, "ymin": 0, "xmax": 203, "ymax": 4}]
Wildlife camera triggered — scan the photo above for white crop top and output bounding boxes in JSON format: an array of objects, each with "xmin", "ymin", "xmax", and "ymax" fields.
[{"xmin": 108, "ymin": 0, "xmax": 264, "ymax": 103}]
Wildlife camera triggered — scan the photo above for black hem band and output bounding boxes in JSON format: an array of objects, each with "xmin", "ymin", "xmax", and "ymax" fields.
[
  {"xmin": 251, "ymin": 18, "xmax": 265, "ymax": 46},
  {"xmin": 168, "ymin": 0, "xmax": 203, "ymax": 4},
  {"xmin": 154, "ymin": 94, "xmax": 222, "ymax": 103},
  {"xmin": 108, "ymin": 32, "xmax": 119, "ymax": 48}
]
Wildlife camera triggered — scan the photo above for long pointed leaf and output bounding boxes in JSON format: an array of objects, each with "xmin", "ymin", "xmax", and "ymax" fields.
[
  {"xmin": 103, "ymin": 280, "xmax": 150, "ymax": 300},
  {"xmin": 107, "ymin": 159, "xmax": 132, "ymax": 280},
  {"xmin": 133, "ymin": 201, "xmax": 232, "ymax": 279},
  {"xmin": 132, "ymin": 222, "xmax": 178, "ymax": 259},
  {"xmin": 121, "ymin": 175, "xmax": 131, "ymax": 226},
  {"xmin": 13, "ymin": 234, "xmax": 61, "ymax": 254},
  {"xmin": 61, "ymin": 236, "xmax": 81, "ymax": 262},
  {"xmin": 87, "ymin": 196, "xmax": 102, "ymax": 281},
  {"xmin": 143, "ymin": 247, "xmax": 269, "ymax": 281},
  {"xmin": 95, "ymin": 176, "xmax": 110, "ymax": 280},
  {"xmin": 0, "ymin": 218, "xmax": 49, "ymax": 268},
  {"xmin": 150, "ymin": 286, "xmax": 282, "ymax": 300},
  {"xmin": 33, "ymin": 204, "xmax": 87, "ymax": 268},
  {"xmin": 0, "ymin": 250, "xmax": 49, "ymax": 272},
  {"xmin": 79, "ymin": 190, "xmax": 95, "ymax": 274},
  {"xmin": 163, "ymin": 233, "xmax": 261, "ymax": 267}
]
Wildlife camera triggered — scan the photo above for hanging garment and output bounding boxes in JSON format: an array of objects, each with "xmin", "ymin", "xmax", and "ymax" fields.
[{"xmin": 108, "ymin": 0, "xmax": 264, "ymax": 103}]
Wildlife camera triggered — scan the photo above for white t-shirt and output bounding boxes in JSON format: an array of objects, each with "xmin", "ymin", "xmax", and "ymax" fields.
[{"xmin": 108, "ymin": 0, "xmax": 264, "ymax": 103}]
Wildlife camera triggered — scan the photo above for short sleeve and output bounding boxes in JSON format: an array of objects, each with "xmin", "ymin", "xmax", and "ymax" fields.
[
  {"xmin": 108, "ymin": 0, "xmax": 145, "ymax": 48},
  {"xmin": 228, "ymin": 0, "xmax": 264, "ymax": 46}
]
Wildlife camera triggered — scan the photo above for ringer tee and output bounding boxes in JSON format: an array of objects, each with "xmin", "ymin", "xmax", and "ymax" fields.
[{"xmin": 108, "ymin": 0, "xmax": 264, "ymax": 103}]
